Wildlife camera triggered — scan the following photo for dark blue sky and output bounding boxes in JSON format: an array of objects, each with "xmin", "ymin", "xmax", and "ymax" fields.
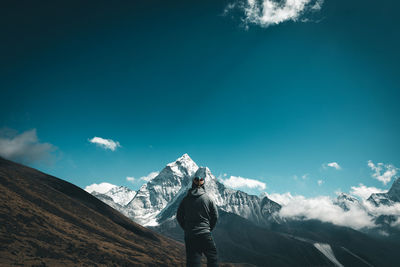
[{"xmin": 1, "ymin": 0, "xmax": 399, "ymax": 197}]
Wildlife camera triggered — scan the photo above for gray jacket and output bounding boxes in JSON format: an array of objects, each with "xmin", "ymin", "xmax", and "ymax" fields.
[{"xmin": 176, "ymin": 186, "xmax": 218, "ymax": 236}]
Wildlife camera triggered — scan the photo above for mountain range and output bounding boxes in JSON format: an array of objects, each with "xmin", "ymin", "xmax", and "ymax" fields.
[
  {"xmin": 89, "ymin": 154, "xmax": 400, "ymax": 266},
  {"xmin": 1, "ymin": 152, "xmax": 398, "ymax": 266},
  {"xmin": 88, "ymin": 154, "xmax": 282, "ymax": 227}
]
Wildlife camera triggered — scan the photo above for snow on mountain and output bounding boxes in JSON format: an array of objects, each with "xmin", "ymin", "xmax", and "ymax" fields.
[
  {"xmin": 105, "ymin": 186, "xmax": 137, "ymax": 206},
  {"xmin": 89, "ymin": 153, "xmax": 280, "ymax": 227},
  {"xmin": 313, "ymin": 243, "xmax": 344, "ymax": 267},
  {"xmin": 368, "ymin": 193, "xmax": 396, "ymax": 207},
  {"xmin": 90, "ymin": 186, "xmax": 136, "ymax": 211},
  {"xmin": 387, "ymin": 178, "xmax": 400, "ymax": 202},
  {"xmin": 124, "ymin": 153, "xmax": 199, "ymax": 226},
  {"xmin": 92, "ymin": 191, "xmax": 124, "ymax": 211},
  {"xmin": 367, "ymin": 177, "xmax": 400, "ymax": 207},
  {"xmin": 192, "ymin": 166, "xmax": 281, "ymax": 225},
  {"xmin": 334, "ymin": 193, "xmax": 364, "ymax": 211}
]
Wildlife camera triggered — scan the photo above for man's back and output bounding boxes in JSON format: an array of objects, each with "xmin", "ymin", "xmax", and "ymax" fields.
[
  {"xmin": 176, "ymin": 180, "xmax": 219, "ymax": 267},
  {"xmin": 177, "ymin": 186, "xmax": 218, "ymax": 236}
]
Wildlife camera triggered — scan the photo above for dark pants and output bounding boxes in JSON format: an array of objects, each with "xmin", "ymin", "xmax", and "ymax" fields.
[{"xmin": 184, "ymin": 232, "xmax": 218, "ymax": 267}]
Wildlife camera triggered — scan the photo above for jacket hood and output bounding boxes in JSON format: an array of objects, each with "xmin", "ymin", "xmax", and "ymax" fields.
[{"xmin": 188, "ymin": 186, "xmax": 206, "ymax": 198}]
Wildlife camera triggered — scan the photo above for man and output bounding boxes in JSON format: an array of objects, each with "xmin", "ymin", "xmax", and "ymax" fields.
[{"xmin": 176, "ymin": 175, "xmax": 219, "ymax": 267}]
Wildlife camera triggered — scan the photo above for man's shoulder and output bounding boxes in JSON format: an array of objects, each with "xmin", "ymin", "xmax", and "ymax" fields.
[{"xmin": 202, "ymin": 192, "xmax": 215, "ymax": 203}]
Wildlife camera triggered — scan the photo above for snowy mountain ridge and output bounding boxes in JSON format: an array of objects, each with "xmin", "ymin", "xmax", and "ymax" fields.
[
  {"xmin": 88, "ymin": 153, "xmax": 400, "ymax": 231},
  {"xmin": 367, "ymin": 178, "xmax": 400, "ymax": 207},
  {"xmin": 90, "ymin": 153, "xmax": 280, "ymax": 226}
]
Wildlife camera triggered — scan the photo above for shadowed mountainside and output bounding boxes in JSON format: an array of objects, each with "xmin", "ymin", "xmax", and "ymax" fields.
[
  {"xmin": 153, "ymin": 208, "xmax": 400, "ymax": 267},
  {"xmin": 152, "ymin": 210, "xmax": 332, "ymax": 267},
  {"xmin": 0, "ymin": 157, "xmax": 186, "ymax": 266}
]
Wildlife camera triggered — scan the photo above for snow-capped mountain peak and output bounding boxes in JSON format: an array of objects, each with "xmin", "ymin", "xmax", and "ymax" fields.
[
  {"xmin": 91, "ymin": 154, "xmax": 281, "ymax": 227},
  {"xmin": 388, "ymin": 177, "xmax": 400, "ymax": 201},
  {"xmin": 165, "ymin": 153, "xmax": 198, "ymax": 178},
  {"xmin": 335, "ymin": 193, "xmax": 362, "ymax": 211},
  {"xmin": 337, "ymin": 193, "xmax": 358, "ymax": 202},
  {"xmin": 367, "ymin": 177, "xmax": 400, "ymax": 206},
  {"xmin": 123, "ymin": 154, "xmax": 199, "ymax": 226}
]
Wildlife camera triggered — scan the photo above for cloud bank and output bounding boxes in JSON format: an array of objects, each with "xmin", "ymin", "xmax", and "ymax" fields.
[
  {"xmin": 350, "ymin": 183, "xmax": 387, "ymax": 200},
  {"xmin": 0, "ymin": 128, "xmax": 56, "ymax": 164},
  {"xmin": 89, "ymin": 136, "xmax": 121, "ymax": 151},
  {"xmin": 277, "ymin": 195, "xmax": 375, "ymax": 229},
  {"xmin": 221, "ymin": 175, "xmax": 266, "ymax": 190},
  {"xmin": 85, "ymin": 182, "xmax": 117, "ymax": 194},
  {"xmin": 368, "ymin": 160, "xmax": 398, "ymax": 185},
  {"xmin": 267, "ymin": 187, "xmax": 400, "ymax": 231},
  {"xmin": 226, "ymin": 0, "xmax": 324, "ymax": 28}
]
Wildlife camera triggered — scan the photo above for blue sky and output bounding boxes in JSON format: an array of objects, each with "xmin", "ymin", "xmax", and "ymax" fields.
[{"xmin": 1, "ymin": 0, "xmax": 399, "ymax": 198}]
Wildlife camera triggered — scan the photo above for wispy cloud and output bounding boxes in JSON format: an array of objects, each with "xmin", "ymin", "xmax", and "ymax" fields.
[
  {"xmin": 0, "ymin": 128, "xmax": 56, "ymax": 164},
  {"xmin": 89, "ymin": 136, "xmax": 121, "ymax": 151},
  {"xmin": 367, "ymin": 160, "xmax": 398, "ymax": 185},
  {"xmin": 225, "ymin": 0, "xmax": 324, "ymax": 28},
  {"xmin": 126, "ymin": 176, "xmax": 135, "ymax": 183},
  {"xmin": 317, "ymin": 179, "xmax": 323, "ymax": 186},
  {"xmin": 350, "ymin": 183, "xmax": 387, "ymax": 200},
  {"xmin": 323, "ymin": 162, "xmax": 342, "ymax": 170},
  {"xmin": 85, "ymin": 182, "xmax": 117, "ymax": 194},
  {"xmin": 221, "ymin": 175, "xmax": 266, "ymax": 190}
]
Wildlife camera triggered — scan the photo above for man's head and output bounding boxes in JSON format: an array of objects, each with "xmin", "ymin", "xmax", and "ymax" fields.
[{"xmin": 193, "ymin": 176, "xmax": 205, "ymax": 187}]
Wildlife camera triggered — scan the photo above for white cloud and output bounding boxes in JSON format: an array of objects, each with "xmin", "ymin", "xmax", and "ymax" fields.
[
  {"xmin": 221, "ymin": 175, "xmax": 266, "ymax": 190},
  {"xmin": 266, "ymin": 189, "xmax": 400, "ymax": 231},
  {"xmin": 228, "ymin": 0, "xmax": 324, "ymax": 28},
  {"xmin": 85, "ymin": 182, "xmax": 117, "ymax": 194},
  {"xmin": 89, "ymin": 136, "xmax": 121, "ymax": 151},
  {"xmin": 368, "ymin": 160, "xmax": 398, "ymax": 185},
  {"xmin": 350, "ymin": 183, "xmax": 387, "ymax": 200},
  {"xmin": 278, "ymin": 195, "xmax": 375, "ymax": 230},
  {"xmin": 317, "ymin": 180, "xmax": 323, "ymax": 186},
  {"xmin": 323, "ymin": 162, "xmax": 341, "ymax": 170},
  {"xmin": 140, "ymin": 171, "xmax": 159, "ymax": 182},
  {"xmin": 362, "ymin": 200, "xmax": 400, "ymax": 218},
  {"xmin": 0, "ymin": 128, "xmax": 56, "ymax": 164},
  {"xmin": 126, "ymin": 176, "xmax": 135, "ymax": 183}
]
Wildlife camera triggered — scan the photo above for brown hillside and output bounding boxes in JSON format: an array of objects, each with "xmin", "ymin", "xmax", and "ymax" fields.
[{"xmin": 0, "ymin": 157, "xmax": 185, "ymax": 266}]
